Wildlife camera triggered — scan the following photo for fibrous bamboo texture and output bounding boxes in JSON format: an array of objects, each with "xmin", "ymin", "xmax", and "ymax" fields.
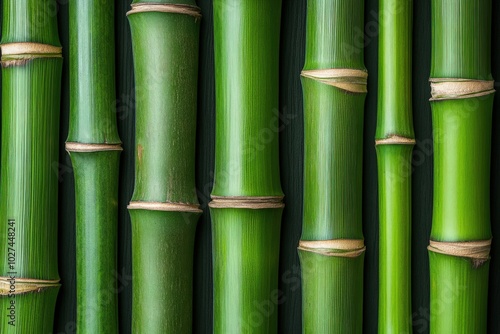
[
  {"xmin": 0, "ymin": 0, "xmax": 62, "ymax": 332},
  {"xmin": 375, "ymin": 0, "xmax": 415, "ymax": 332},
  {"xmin": 66, "ymin": 1, "xmax": 122, "ymax": 332},
  {"xmin": 210, "ymin": 0, "xmax": 284, "ymax": 333},
  {"xmin": 299, "ymin": 0, "xmax": 366, "ymax": 333},
  {"xmin": 127, "ymin": 0, "xmax": 201, "ymax": 332},
  {"xmin": 429, "ymin": 0, "xmax": 494, "ymax": 332}
]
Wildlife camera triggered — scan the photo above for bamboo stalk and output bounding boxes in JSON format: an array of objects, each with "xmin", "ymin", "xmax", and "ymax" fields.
[
  {"xmin": 428, "ymin": 1, "xmax": 493, "ymax": 332},
  {"xmin": 209, "ymin": 0, "xmax": 284, "ymax": 332},
  {"xmin": 375, "ymin": 0, "xmax": 414, "ymax": 332},
  {"xmin": 66, "ymin": 1, "xmax": 121, "ymax": 332},
  {"xmin": 0, "ymin": 1, "xmax": 62, "ymax": 332},
  {"xmin": 127, "ymin": 1, "xmax": 201, "ymax": 332},
  {"xmin": 298, "ymin": 1, "xmax": 366, "ymax": 333}
]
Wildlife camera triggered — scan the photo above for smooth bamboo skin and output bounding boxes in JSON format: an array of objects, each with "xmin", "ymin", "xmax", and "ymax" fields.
[
  {"xmin": 67, "ymin": 1, "xmax": 121, "ymax": 332},
  {"xmin": 429, "ymin": 97, "xmax": 493, "ymax": 333},
  {"xmin": 299, "ymin": 252, "xmax": 364, "ymax": 333},
  {"xmin": 0, "ymin": 1, "xmax": 62, "ymax": 332},
  {"xmin": 299, "ymin": 0, "xmax": 365, "ymax": 332},
  {"xmin": 128, "ymin": 2, "xmax": 201, "ymax": 332},
  {"xmin": 70, "ymin": 153, "xmax": 120, "ymax": 332},
  {"xmin": 130, "ymin": 210, "xmax": 199, "ymax": 333},
  {"xmin": 375, "ymin": 0, "xmax": 414, "ymax": 332},
  {"xmin": 429, "ymin": 1, "xmax": 493, "ymax": 332},
  {"xmin": 211, "ymin": 208, "xmax": 282, "ymax": 333},
  {"xmin": 376, "ymin": 146, "xmax": 412, "ymax": 332},
  {"xmin": 211, "ymin": 0, "xmax": 282, "ymax": 198}
]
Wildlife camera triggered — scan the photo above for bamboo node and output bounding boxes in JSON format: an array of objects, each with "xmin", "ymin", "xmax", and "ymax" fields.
[
  {"xmin": 0, "ymin": 277, "xmax": 60, "ymax": 296},
  {"xmin": 375, "ymin": 135, "xmax": 416, "ymax": 146},
  {"xmin": 298, "ymin": 239, "xmax": 366, "ymax": 258},
  {"xmin": 429, "ymin": 78, "xmax": 495, "ymax": 101},
  {"xmin": 301, "ymin": 68, "xmax": 368, "ymax": 93},
  {"xmin": 65, "ymin": 142, "xmax": 123, "ymax": 153},
  {"xmin": 0, "ymin": 42, "xmax": 62, "ymax": 67},
  {"xmin": 127, "ymin": 3, "xmax": 202, "ymax": 19},
  {"xmin": 209, "ymin": 196, "xmax": 285, "ymax": 209},
  {"xmin": 428, "ymin": 239, "xmax": 491, "ymax": 267},
  {"xmin": 128, "ymin": 201, "xmax": 202, "ymax": 213}
]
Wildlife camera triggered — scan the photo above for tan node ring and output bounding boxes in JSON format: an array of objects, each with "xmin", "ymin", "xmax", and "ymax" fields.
[
  {"xmin": 0, "ymin": 42, "xmax": 62, "ymax": 67},
  {"xmin": 298, "ymin": 239, "xmax": 366, "ymax": 258},
  {"xmin": 209, "ymin": 196, "xmax": 285, "ymax": 210},
  {"xmin": 430, "ymin": 78, "xmax": 495, "ymax": 101},
  {"xmin": 0, "ymin": 277, "xmax": 60, "ymax": 296},
  {"xmin": 128, "ymin": 201, "xmax": 202, "ymax": 213},
  {"xmin": 375, "ymin": 135, "xmax": 416, "ymax": 146},
  {"xmin": 428, "ymin": 239, "xmax": 492, "ymax": 267},
  {"xmin": 127, "ymin": 3, "xmax": 202, "ymax": 18},
  {"xmin": 66, "ymin": 142, "xmax": 123, "ymax": 153},
  {"xmin": 301, "ymin": 68, "xmax": 368, "ymax": 93}
]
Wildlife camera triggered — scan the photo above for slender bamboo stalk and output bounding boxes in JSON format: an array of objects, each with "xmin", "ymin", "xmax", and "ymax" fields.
[
  {"xmin": 298, "ymin": 1, "xmax": 366, "ymax": 333},
  {"xmin": 66, "ymin": 1, "xmax": 121, "ymax": 332},
  {"xmin": 375, "ymin": 0, "xmax": 414, "ymax": 332},
  {"xmin": 127, "ymin": 1, "xmax": 201, "ymax": 332},
  {"xmin": 209, "ymin": 0, "xmax": 284, "ymax": 332},
  {"xmin": 428, "ymin": 1, "xmax": 493, "ymax": 332},
  {"xmin": 0, "ymin": 1, "xmax": 62, "ymax": 332}
]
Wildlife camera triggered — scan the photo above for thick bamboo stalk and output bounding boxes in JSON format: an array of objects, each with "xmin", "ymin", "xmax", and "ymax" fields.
[
  {"xmin": 428, "ymin": 1, "xmax": 493, "ymax": 332},
  {"xmin": 209, "ymin": 0, "xmax": 284, "ymax": 332},
  {"xmin": 0, "ymin": 1, "xmax": 62, "ymax": 332},
  {"xmin": 298, "ymin": 0, "xmax": 366, "ymax": 333},
  {"xmin": 66, "ymin": 1, "xmax": 121, "ymax": 332},
  {"xmin": 127, "ymin": 1, "xmax": 201, "ymax": 332},
  {"xmin": 375, "ymin": 0, "xmax": 414, "ymax": 332}
]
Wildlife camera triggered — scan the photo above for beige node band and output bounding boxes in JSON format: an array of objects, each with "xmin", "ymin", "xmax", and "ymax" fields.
[
  {"xmin": 1, "ymin": 42, "xmax": 62, "ymax": 67},
  {"xmin": 1, "ymin": 42, "xmax": 62, "ymax": 56},
  {"xmin": 127, "ymin": 3, "xmax": 202, "ymax": 18},
  {"xmin": 209, "ymin": 196, "xmax": 285, "ymax": 209},
  {"xmin": 301, "ymin": 68, "xmax": 368, "ymax": 93},
  {"xmin": 66, "ymin": 142, "xmax": 123, "ymax": 153},
  {"xmin": 298, "ymin": 239, "xmax": 366, "ymax": 258},
  {"xmin": 375, "ymin": 135, "xmax": 416, "ymax": 146},
  {"xmin": 428, "ymin": 239, "xmax": 491, "ymax": 266},
  {"xmin": 128, "ymin": 201, "xmax": 202, "ymax": 213},
  {"xmin": 430, "ymin": 78, "xmax": 495, "ymax": 101},
  {"xmin": 0, "ymin": 277, "xmax": 60, "ymax": 296}
]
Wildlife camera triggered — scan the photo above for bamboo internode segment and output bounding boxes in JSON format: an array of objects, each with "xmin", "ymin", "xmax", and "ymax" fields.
[
  {"xmin": 65, "ymin": 142, "xmax": 123, "ymax": 153},
  {"xmin": 430, "ymin": 78, "xmax": 495, "ymax": 101},
  {"xmin": 375, "ymin": 135, "xmax": 416, "ymax": 146},
  {"xmin": 209, "ymin": 196, "xmax": 284, "ymax": 209},
  {"xmin": 128, "ymin": 201, "xmax": 202, "ymax": 213},
  {"xmin": 428, "ymin": 239, "xmax": 491, "ymax": 260},
  {"xmin": 0, "ymin": 277, "xmax": 60, "ymax": 296},
  {"xmin": 301, "ymin": 68, "xmax": 368, "ymax": 93},
  {"xmin": 127, "ymin": 3, "xmax": 201, "ymax": 18},
  {"xmin": 298, "ymin": 239, "xmax": 366, "ymax": 258}
]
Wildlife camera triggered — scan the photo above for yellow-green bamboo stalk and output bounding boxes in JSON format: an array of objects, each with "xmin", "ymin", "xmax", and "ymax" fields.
[
  {"xmin": 428, "ymin": 0, "xmax": 494, "ymax": 332},
  {"xmin": 127, "ymin": 1, "xmax": 202, "ymax": 332},
  {"xmin": 210, "ymin": 0, "xmax": 284, "ymax": 333},
  {"xmin": 0, "ymin": 0, "xmax": 62, "ymax": 332}
]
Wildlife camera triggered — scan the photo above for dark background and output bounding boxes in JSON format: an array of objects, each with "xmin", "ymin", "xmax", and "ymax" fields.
[{"xmin": 41, "ymin": 0, "xmax": 500, "ymax": 333}]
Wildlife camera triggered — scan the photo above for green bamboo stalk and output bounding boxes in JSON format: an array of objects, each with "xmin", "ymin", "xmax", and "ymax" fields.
[
  {"xmin": 0, "ymin": 0, "xmax": 62, "ymax": 332},
  {"xmin": 428, "ymin": 1, "xmax": 493, "ymax": 332},
  {"xmin": 66, "ymin": 1, "xmax": 121, "ymax": 332},
  {"xmin": 209, "ymin": 0, "xmax": 284, "ymax": 333},
  {"xmin": 127, "ymin": 1, "xmax": 201, "ymax": 332},
  {"xmin": 375, "ymin": 0, "xmax": 414, "ymax": 332},
  {"xmin": 298, "ymin": 1, "xmax": 366, "ymax": 333}
]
